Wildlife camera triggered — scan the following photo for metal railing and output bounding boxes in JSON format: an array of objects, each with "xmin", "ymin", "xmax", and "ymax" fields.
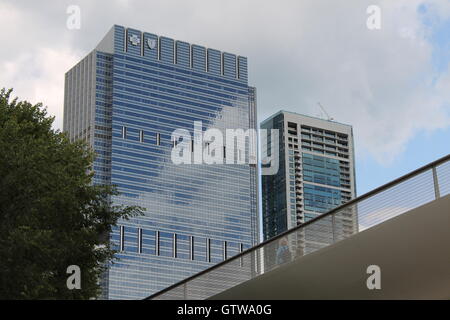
[{"xmin": 147, "ymin": 154, "xmax": 450, "ymax": 300}]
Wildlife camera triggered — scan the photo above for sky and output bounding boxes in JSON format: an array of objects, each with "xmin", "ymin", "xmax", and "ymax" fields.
[{"xmin": 0, "ymin": 0, "xmax": 449, "ymax": 196}]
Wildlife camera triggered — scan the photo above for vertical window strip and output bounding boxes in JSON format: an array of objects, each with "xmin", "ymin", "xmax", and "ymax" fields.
[
  {"xmin": 173, "ymin": 234, "xmax": 177, "ymax": 258},
  {"xmin": 223, "ymin": 241, "xmax": 227, "ymax": 261},
  {"xmin": 190, "ymin": 46, "xmax": 194, "ymax": 69},
  {"xmin": 156, "ymin": 132, "xmax": 160, "ymax": 146},
  {"xmin": 137, "ymin": 228, "xmax": 143, "ymax": 254},
  {"xmin": 156, "ymin": 231, "xmax": 160, "ymax": 256},
  {"xmin": 174, "ymin": 41, "xmax": 177, "ymax": 64},
  {"xmin": 124, "ymin": 29, "xmax": 127, "ymax": 53},
  {"xmin": 207, "ymin": 238, "xmax": 211, "ymax": 263},
  {"xmin": 221, "ymin": 53, "xmax": 225, "ymax": 75},
  {"xmin": 139, "ymin": 130, "xmax": 144, "ymax": 143},
  {"xmin": 204, "ymin": 48, "xmax": 207, "ymax": 71},
  {"xmin": 121, "ymin": 126, "xmax": 127, "ymax": 139},
  {"xmin": 119, "ymin": 226, "xmax": 124, "ymax": 252},
  {"xmin": 158, "ymin": 37, "xmax": 161, "ymax": 61},
  {"xmin": 190, "ymin": 236, "xmax": 194, "ymax": 261}
]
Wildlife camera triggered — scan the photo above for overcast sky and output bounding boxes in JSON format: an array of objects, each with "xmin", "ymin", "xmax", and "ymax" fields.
[{"xmin": 0, "ymin": 0, "xmax": 449, "ymax": 194}]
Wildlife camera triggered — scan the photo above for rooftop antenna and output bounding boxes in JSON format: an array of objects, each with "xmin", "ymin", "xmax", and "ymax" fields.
[{"xmin": 317, "ymin": 102, "xmax": 334, "ymax": 121}]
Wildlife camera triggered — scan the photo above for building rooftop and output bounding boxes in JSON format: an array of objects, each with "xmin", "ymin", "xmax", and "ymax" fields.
[{"xmin": 261, "ymin": 109, "xmax": 353, "ymax": 128}]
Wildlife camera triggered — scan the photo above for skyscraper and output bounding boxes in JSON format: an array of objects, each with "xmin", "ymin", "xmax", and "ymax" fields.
[
  {"xmin": 63, "ymin": 25, "xmax": 259, "ymax": 299},
  {"xmin": 261, "ymin": 111, "xmax": 357, "ymax": 250}
]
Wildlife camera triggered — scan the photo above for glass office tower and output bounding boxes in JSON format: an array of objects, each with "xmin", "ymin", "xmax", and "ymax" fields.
[
  {"xmin": 63, "ymin": 25, "xmax": 259, "ymax": 299},
  {"xmin": 261, "ymin": 111, "xmax": 357, "ymax": 252}
]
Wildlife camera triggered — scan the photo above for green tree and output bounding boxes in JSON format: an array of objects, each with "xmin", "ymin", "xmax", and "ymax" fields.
[{"xmin": 0, "ymin": 88, "xmax": 144, "ymax": 299}]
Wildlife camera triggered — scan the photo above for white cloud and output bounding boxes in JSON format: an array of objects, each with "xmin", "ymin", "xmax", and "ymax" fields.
[{"xmin": 0, "ymin": 47, "xmax": 81, "ymax": 130}]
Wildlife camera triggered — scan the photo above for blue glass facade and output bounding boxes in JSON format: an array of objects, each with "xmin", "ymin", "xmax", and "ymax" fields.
[
  {"xmin": 302, "ymin": 153, "xmax": 345, "ymax": 215},
  {"xmin": 64, "ymin": 25, "xmax": 258, "ymax": 299},
  {"xmin": 304, "ymin": 183, "xmax": 342, "ymax": 214},
  {"xmin": 261, "ymin": 113, "xmax": 288, "ymax": 239},
  {"xmin": 302, "ymin": 153, "xmax": 341, "ymax": 188}
]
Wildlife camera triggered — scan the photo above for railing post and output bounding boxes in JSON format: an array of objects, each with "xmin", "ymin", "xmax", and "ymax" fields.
[
  {"xmin": 432, "ymin": 166, "xmax": 441, "ymax": 199},
  {"xmin": 240, "ymin": 243, "xmax": 244, "ymax": 267},
  {"xmin": 331, "ymin": 213, "xmax": 336, "ymax": 243}
]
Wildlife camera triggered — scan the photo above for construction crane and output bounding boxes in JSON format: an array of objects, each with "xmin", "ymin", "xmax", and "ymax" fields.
[{"xmin": 317, "ymin": 102, "xmax": 334, "ymax": 121}]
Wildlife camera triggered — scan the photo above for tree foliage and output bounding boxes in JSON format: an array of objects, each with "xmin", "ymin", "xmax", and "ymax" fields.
[{"xmin": 0, "ymin": 88, "xmax": 144, "ymax": 299}]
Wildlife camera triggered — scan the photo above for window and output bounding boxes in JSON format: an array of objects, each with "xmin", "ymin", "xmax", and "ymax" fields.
[
  {"xmin": 142, "ymin": 229, "xmax": 156, "ymax": 255},
  {"xmin": 301, "ymin": 133, "xmax": 311, "ymax": 139},
  {"xmin": 119, "ymin": 226, "xmax": 124, "ymax": 252},
  {"xmin": 158, "ymin": 37, "xmax": 162, "ymax": 60},
  {"xmin": 226, "ymin": 242, "xmax": 240, "ymax": 259},
  {"xmin": 173, "ymin": 234, "xmax": 177, "ymax": 258},
  {"xmin": 207, "ymin": 238, "xmax": 211, "ymax": 263},
  {"xmin": 159, "ymin": 232, "xmax": 173, "ymax": 257},
  {"xmin": 190, "ymin": 236, "xmax": 194, "ymax": 260},
  {"xmin": 137, "ymin": 228, "xmax": 143, "ymax": 254},
  {"xmin": 175, "ymin": 234, "xmax": 190, "ymax": 260},
  {"xmin": 155, "ymin": 231, "xmax": 160, "ymax": 256},
  {"xmin": 139, "ymin": 130, "xmax": 144, "ymax": 143},
  {"xmin": 223, "ymin": 241, "xmax": 228, "ymax": 260},
  {"xmin": 156, "ymin": 133, "xmax": 161, "ymax": 146},
  {"xmin": 221, "ymin": 53, "xmax": 225, "ymax": 75},
  {"xmin": 174, "ymin": 41, "xmax": 178, "ymax": 64},
  {"xmin": 121, "ymin": 126, "xmax": 127, "ymax": 139},
  {"xmin": 193, "ymin": 236, "xmax": 207, "ymax": 261}
]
